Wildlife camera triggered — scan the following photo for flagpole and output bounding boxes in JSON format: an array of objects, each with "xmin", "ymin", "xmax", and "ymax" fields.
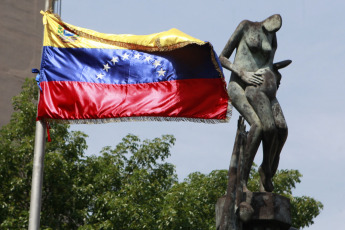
[
  {"xmin": 28, "ymin": 1, "xmax": 52, "ymax": 229},
  {"xmin": 28, "ymin": 120, "xmax": 47, "ymax": 230}
]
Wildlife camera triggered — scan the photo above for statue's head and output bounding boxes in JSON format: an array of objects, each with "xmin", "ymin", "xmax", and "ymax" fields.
[{"xmin": 262, "ymin": 14, "xmax": 282, "ymax": 33}]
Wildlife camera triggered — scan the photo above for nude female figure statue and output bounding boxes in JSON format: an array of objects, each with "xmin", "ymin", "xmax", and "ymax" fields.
[{"xmin": 219, "ymin": 14, "xmax": 290, "ymax": 192}]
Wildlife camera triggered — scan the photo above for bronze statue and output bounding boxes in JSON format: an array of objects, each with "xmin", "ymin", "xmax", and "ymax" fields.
[{"xmin": 219, "ymin": 14, "xmax": 291, "ymax": 192}]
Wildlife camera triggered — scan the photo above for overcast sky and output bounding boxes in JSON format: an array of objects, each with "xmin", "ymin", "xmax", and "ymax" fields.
[{"xmin": 58, "ymin": 0, "xmax": 345, "ymax": 229}]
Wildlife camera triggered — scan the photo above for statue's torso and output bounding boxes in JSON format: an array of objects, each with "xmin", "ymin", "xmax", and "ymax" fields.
[{"xmin": 230, "ymin": 21, "xmax": 276, "ymax": 91}]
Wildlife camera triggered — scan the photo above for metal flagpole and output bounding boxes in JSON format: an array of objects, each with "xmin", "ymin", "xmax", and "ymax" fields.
[
  {"xmin": 28, "ymin": 120, "xmax": 46, "ymax": 230},
  {"xmin": 28, "ymin": 0, "xmax": 53, "ymax": 229}
]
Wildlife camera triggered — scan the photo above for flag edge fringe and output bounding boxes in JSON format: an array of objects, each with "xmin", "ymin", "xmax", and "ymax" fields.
[{"xmin": 43, "ymin": 112, "xmax": 232, "ymax": 125}]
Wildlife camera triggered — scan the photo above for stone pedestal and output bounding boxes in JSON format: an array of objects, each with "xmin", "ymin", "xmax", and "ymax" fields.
[{"xmin": 216, "ymin": 192, "xmax": 292, "ymax": 230}]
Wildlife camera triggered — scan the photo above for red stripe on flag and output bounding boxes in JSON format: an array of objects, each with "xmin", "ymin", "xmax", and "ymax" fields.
[{"xmin": 37, "ymin": 79, "xmax": 228, "ymax": 121}]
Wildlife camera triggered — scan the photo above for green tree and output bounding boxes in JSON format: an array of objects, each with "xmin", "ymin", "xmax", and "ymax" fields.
[
  {"xmin": 0, "ymin": 78, "xmax": 88, "ymax": 229},
  {"xmin": 78, "ymin": 134, "xmax": 176, "ymax": 229},
  {"xmin": 0, "ymin": 78, "xmax": 322, "ymax": 229},
  {"xmin": 157, "ymin": 166, "xmax": 323, "ymax": 229},
  {"xmin": 158, "ymin": 170, "xmax": 228, "ymax": 230}
]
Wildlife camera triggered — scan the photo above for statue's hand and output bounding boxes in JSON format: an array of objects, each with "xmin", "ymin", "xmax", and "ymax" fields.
[
  {"xmin": 240, "ymin": 71, "xmax": 264, "ymax": 86},
  {"xmin": 254, "ymin": 68, "xmax": 269, "ymax": 76}
]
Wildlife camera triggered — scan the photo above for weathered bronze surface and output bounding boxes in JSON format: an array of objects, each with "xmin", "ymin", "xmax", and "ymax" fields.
[
  {"xmin": 219, "ymin": 14, "xmax": 291, "ymax": 192},
  {"xmin": 215, "ymin": 118, "xmax": 294, "ymax": 230},
  {"xmin": 217, "ymin": 117, "xmax": 247, "ymax": 230},
  {"xmin": 216, "ymin": 14, "xmax": 294, "ymax": 230}
]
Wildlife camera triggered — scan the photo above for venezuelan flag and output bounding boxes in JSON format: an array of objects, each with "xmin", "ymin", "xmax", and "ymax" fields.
[{"xmin": 37, "ymin": 11, "xmax": 230, "ymax": 123}]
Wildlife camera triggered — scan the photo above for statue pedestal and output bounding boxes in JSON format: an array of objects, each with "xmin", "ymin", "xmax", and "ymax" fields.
[{"xmin": 216, "ymin": 192, "xmax": 292, "ymax": 230}]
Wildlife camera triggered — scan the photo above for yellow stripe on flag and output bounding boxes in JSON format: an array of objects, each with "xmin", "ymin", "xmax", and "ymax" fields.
[{"xmin": 41, "ymin": 11, "xmax": 205, "ymax": 50}]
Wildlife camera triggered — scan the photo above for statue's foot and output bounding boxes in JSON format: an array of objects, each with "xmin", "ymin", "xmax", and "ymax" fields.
[{"xmin": 258, "ymin": 166, "xmax": 274, "ymax": 192}]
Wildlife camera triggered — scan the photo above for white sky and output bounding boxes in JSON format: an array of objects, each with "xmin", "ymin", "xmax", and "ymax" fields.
[{"xmin": 61, "ymin": 0, "xmax": 345, "ymax": 229}]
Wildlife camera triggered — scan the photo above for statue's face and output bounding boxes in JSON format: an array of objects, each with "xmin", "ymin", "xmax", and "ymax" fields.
[{"xmin": 263, "ymin": 14, "xmax": 282, "ymax": 33}]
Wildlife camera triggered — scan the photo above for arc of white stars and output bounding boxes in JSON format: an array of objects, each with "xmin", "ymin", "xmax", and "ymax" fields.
[
  {"xmin": 96, "ymin": 73, "xmax": 104, "ymax": 79},
  {"xmin": 103, "ymin": 63, "xmax": 111, "ymax": 72},
  {"xmin": 122, "ymin": 53, "xmax": 130, "ymax": 60},
  {"xmin": 111, "ymin": 57, "xmax": 119, "ymax": 65},
  {"xmin": 153, "ymin": 60, "xmax": 161, "ymax": 68},
  {"xmin": 157, "ymin": 68, "xmax": 166, "ymax": 77},
  {"xmin": 134, "ymin": 53, "xmax": 141, "ymax": 59}
]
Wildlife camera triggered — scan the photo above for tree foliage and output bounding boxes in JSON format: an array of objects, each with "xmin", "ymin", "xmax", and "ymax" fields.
[
  {"xmin": 0, "ymin": 78, "xmax": 88, "ymax": 229},
  {"xmin": 0, "ymin": 78, "xmax": 322, "ymax": 229}
]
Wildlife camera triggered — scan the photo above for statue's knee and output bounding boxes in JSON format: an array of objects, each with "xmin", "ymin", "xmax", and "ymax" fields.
[{"xmin": 263, "ymin": 124, "xmax": 278, "ymax": 137}]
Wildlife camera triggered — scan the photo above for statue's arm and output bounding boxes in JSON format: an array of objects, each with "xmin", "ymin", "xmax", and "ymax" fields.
[{"xmin": 219, "ymin": 21, "xmax": 247, "ymax": 76}]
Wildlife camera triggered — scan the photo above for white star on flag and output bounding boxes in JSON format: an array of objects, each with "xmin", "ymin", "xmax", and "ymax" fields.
[
  {"xmin": 134, "ymin": 53, "xmax": 141, "ymax": 59},
  {"xmin": 153, "ymin": 60, "xmax": 161, "ymax": 68},
  {"xmin": 144, "ymin": 56, "xmax": 152, "ymax": 62},
  {"xmin": 111, "ymin": 57, "xmax": 119, "ymax": 65},
  {"xmin": 96, "ymin": 73, "xmax": 104, "ymax": 79},
  {"xmin": 103, "ymin": 63, "xmax": 111, "ymax": 72},
  {"xmin": 157, "ymin": 68, "xmax": 166, "ymax": 77},
  {"xmin": 122, "ymin": 53, "xmax": 130, "ymax": 60}
]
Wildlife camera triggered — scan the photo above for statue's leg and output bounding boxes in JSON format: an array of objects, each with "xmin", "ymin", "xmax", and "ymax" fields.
[
  {"xmin": 246, "ymin": 89, "xmax": 277, "ymax": 192},
  {"xmin": 228, "ymin": 82, "xmax": 262, "ymax": 192},
  {"xmin": 271, "ymin": 98, "xmax": 288, "ymax": 176}
]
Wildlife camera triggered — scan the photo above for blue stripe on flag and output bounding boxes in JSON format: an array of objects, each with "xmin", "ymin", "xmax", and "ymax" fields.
[{"xmin": 40, "ymin": 44, "xmax": 220, "ymax": 85}]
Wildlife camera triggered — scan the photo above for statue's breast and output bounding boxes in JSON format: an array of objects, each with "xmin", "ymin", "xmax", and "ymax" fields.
[{"xmin": 245, "ymin": 28, "xmax": 272, "ymax": 55}]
